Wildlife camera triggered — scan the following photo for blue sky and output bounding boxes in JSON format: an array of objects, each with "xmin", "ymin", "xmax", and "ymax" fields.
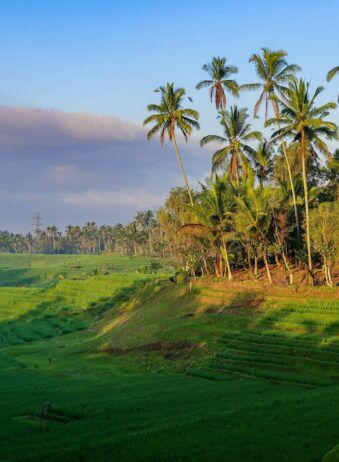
[{"xmin": 0, "ymin": 0, "xmax": 338, "ymax": 232}]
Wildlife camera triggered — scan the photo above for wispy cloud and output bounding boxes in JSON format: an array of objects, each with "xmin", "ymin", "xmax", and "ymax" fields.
[{"xmin": 60, "ymin": 188, "xmax": 166, "ymax": 209}]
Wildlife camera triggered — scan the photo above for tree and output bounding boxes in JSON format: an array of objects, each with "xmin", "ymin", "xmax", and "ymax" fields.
[
  {"xmin": 244, "ymin": 48, "xmax": 301, "ymax": 233},
  {"xmin": 267, "ymin": 79, "xmax": 337, "ymax": 276},
  {"xmin": 196, "ymin": 57, "xmax": 239, "ymax": 110},
  {"xmin": 82, "ymin": 222, "xmax": 98, "ymax": 254},
  {"xmin": 157, "ymin": 187, "xmax": 201, "ymax": 271},
  {"xmin": 234, "ymin": 179, "xmax": 277, "ymax": 283},
  {"xmin": 319, "ymin": 149, "xmax": 339, "ymax": 202},
  {"xmin": 179, "ymin": 176, "xmax": 236, "ymax": 279},
  {"xmin": 309, "ymin": 202, "xmax": 338, "ymax": 286},
  {"xmin": 143, "ymin": 83, "xmax": 199, "ymax": 205},
  {"xmin": 200, "ymin": 106, "xmax": 262, "ymax": 183},
  {"xmin": 250, "ymin": 141, "xmax": 273, "ymax": 185}
]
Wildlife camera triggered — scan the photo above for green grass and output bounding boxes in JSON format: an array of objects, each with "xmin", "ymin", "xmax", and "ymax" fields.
[
  {"xmin": 0, "ymin": 253, "xmax": 172, "ymax": 287},
  {"xmin": 0, "ymin": 254, "xmax": 338, "ymax": 461}
]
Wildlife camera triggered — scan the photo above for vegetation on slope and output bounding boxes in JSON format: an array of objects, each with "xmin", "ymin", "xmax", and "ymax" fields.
[{"xmin": 0, "ymin": 257, "xmax": 338, "ymax": 461}]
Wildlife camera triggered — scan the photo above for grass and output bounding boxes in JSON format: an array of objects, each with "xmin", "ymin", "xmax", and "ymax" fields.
[
  {"xmin": 0, "ymin": 254, "xmax": 338, "ymax": 461},
  {"xmin": 0, "ymin": 253, "xmax": 173, "ymax": 287}
]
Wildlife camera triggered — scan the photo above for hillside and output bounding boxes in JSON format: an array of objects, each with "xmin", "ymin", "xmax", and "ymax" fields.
[{"xmin": 0, "ymin": 255, "xmax": 338, "ymax": 461}]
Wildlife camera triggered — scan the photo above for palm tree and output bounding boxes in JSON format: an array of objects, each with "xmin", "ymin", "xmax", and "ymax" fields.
[
  {"xmin": 250, "ymin": 141, "xmax": 273, "ymax": 185},
  {"xmin": 200, "ymin": 106, "xmax": 262, "ymax": 183},
  {"xmin": 244, "ymin": 48, "xmax": 301, "ymax": 233},
  {"xmin": 144, "ymin": 83, "xmax": 199, "ymax": 205},
  {"xmin": 266, "ymin": 79, "xmax": 337, "ymax": 275},
  {"xmin": 179, "ymin": 176, "xmax": 235, "ymax": 279},
  {"xmin": 234, "ymin": 180, "xmax": 277, "ymax": 283},
  {"xmin": 196, "ymin": 57, "xmax": 239, "ymax": 110},
  {"xmin": 327, "ymin": 66, "xmax": 339, "ymax": 81}
]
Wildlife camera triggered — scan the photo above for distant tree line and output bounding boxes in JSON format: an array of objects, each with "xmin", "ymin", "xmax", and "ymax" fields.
[{"xmin": 0, "ymin": 211, "xmax": 167, "ymax": 258}]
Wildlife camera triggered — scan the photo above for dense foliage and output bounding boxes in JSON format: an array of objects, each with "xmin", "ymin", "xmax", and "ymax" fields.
[{"xmin": 147, "ymin": 49, "xmax": 338, "ymax": 286}]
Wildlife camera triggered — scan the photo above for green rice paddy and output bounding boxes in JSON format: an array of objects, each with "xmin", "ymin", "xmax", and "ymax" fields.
[{"xmin": 0, "ymin": 254, "xmax": 338, "ymax": 461}]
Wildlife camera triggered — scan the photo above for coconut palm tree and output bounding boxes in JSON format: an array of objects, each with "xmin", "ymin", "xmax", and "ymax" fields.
[
  {"xmin": 143, "ymin": 83, "xmax": 199, "ymax": 205},
  {"xmin": 327, "ymin": 66, "xmax": 339, "ymax": 81},
  {"xmin": 234, "ymin": 180, "xmax": 277, "ymax": 283},
  {"xmin": 179, "ymin": 176, "xmax": 235, "ymax": 279},
  {"xmin": 250, "ymin": 141, "xmax": 273, "ymax": 185},
  {"xmin": 244, "ymin": 48, "xmax": 301, "ymax": 233},
  {"xmin": 266, "ymin": 79, "xmax": 337, "ymax": 276},
  {"xmin": 200, "ymin": 106, "xmax": 262, "ymax": 183},
  {"xmin": 196, "ymin": 57, "xmax": 239, "ymax": 110}
]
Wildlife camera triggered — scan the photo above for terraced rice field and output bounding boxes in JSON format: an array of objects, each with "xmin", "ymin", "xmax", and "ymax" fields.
[{"xmin": 0, "ymin": 257, "xmax": 338, "ymax": 461}]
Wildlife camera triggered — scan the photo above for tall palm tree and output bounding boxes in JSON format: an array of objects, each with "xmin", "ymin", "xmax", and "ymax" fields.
[
  {"xmin": 196, "ymin": 57, "xmax": 239, "ymax": 110},
  {"xmin": 143, "ymin": 83, "xmax": 199, "ymax": 205},
  {"xmin": 245, "ymin": 48, "xmax": 300, "ymax": 118},
  {"xmin": 244, "ymin": 48, "xmax": 301, "ymax": 233},
  {"xmin": 200, "ymin": 106, "xmax": 262, "ymax": 183},
  {"xmin": 266, "ymin": 79, "xmax": 337, "ymax": 275},
  {"xmin": 327, "ymin": 66, "xmax": 339, "ymax": 81}
]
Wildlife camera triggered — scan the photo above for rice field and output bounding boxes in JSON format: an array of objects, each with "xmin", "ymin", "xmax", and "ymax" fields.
[
  {"xmin": 0, "ymin": 255, "xmax": 338, "ymax": 461},
  {"xmin": 0, "ymin": 253, "xmax": 172, "ymax": 287}
]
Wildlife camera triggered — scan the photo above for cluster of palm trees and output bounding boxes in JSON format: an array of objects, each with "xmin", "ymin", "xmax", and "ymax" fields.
[
  {"xmin": 144, "ymin": 49, "xmax": 338, "ymax": 285},
  {"xmin": 0, "ymin": 211, "xmax": 165, "ymax": 257}
]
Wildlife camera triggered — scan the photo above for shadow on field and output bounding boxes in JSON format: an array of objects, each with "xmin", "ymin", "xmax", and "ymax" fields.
[
  {"xmin": 0, "ymin": 267, "xmax": 42, "ymax": 287},
  {"xmin": 0, "ymin": 281, "xmax": 145, "ymax": 348}
]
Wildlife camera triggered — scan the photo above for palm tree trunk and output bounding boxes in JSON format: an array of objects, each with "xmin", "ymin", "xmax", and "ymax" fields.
[
  {"xmin": 202, "ymin": 256, "xmax": 209, "ymax": 275},
  {"xmin": 327, "ymin": 265, "xmax": 333, "ymax": 287},
  {"xmin": 215, "ymin": 250, "xmax": 223, "ymax": 277},
  {"xmin": 281, "ymin": 140, "xmax": 300, "ymax": 234},
  {"xmin": 282, "ymin": 252, "xmax": 294, "ymax": 285},
  {"xmin": 247, "ymin": 247, "xmax": 252, "ymax": 277},
  {"xmin": 323, "ymin": 258, "xmax": 333, "ymax": 287},
  {"xmin": 273, "ymin": 102, "xmax": 300, "ymax": 234},
  {"xmin": 172, "ymin": 135, "xmax": 194, "ymax": 206},
  {"xmin": 301, "ymin": 133, "xmax": 312, "ymax": 274},
  {"xmin": 222, "ymin": 240, "xmax": 233, "ymax": 281},
  {"xmin": 263, "ymin": 249, "xmax": 272, "ymax": 283},
  {"xmin": 254, "ymin": 256, "xmax": 258, "ymax": 278}
]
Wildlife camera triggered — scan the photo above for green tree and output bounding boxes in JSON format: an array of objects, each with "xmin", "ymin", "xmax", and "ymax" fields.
[
  {"xmin": 200, "ymin": 106, "xmax": 261, "ymax": 183},
  {"xmin": 196, "ymin": 56, "xmax": 239, "ymax": 110},
  {"xmin": 244, "ymin": 48, "xmax": 301, "ymax": 232},
  {"xmin": 234, "ymin": 180, "xmax": 277, "ymax": 283},
  {"xmin": 250, "ymin": 141, "xmax": 273, "ymax": 186},
  {"xmin": 158, "ymin": 187, "xmax": 201, "ymax": 271},
  {"xmin": 267, "ymin": 79, "xmax": 337, "ymax": 275},
  {"xmin": 144, "ymin": 83, "xmax": 200, "ymax": 205},
  {"xmin": 309, "ymin": 202, "xmax": 338, "ymax": 286},
  {"xmin": 179, "ymin": 176, "xmax": 235, "ymax": 279}
]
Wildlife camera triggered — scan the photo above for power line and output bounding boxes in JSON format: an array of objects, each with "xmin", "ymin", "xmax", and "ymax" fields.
[{"xmin": 31, "ymin": 211, "xmax": 42, "ymax": 235}]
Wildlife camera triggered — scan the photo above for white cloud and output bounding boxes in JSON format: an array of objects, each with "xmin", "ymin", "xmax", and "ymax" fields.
[{"xmin": 59, "ymin": 189, "xmax": 166, "ymax": 209}]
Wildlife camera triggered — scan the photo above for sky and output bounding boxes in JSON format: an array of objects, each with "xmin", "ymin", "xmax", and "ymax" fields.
[{"xmin": 0, "ymin": 0, "xmax": 338, "ymax": 232}]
